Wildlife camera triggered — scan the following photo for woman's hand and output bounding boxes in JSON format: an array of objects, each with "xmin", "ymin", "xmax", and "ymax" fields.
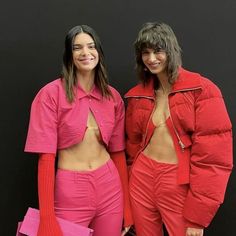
[
  {"xmin": 121, "ymin": 226, "xmax": 131, "ymax": 236},
  {"xmin": 186, "ymin": 227, "xmax": 204, "ymax": 236}
]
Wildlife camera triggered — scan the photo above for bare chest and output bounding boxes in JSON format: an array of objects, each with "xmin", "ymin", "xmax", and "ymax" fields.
[{"xmin": 152, "ymin": 92, "xmax": 170, "ymax": 126}]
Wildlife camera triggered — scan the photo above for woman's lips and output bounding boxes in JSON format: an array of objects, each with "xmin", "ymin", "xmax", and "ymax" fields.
[
  {"xmin": 79, "ymin": 58, "xmax": 94, "ymax": 64},
  {"xmin": 148, "ymin": 62, "xmax": 161, "ymax": 68}
]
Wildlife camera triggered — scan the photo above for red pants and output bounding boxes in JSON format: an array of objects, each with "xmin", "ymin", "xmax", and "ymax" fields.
[
  {"xmin": 54, "ymin": 159, "xmax": 123, "ymax": 236},
  {"xmin": 129, "ymin": 153, "xmax": 188, "ymax": 236}
]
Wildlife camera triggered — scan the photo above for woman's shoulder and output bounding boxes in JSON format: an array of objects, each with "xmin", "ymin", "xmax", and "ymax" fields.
[
  {"xmin": 34, "ymin": 78, "xmax": 64, "ymax": 102},
  {"xmin": 108, "ymin": 85, "xmax": 123, "ymax": 100},
  {"xmin": 180, "ymin": 68, "xmax": 222, "ymax": 97},
  {"xmin": 39, "ymin": 78, "xmax": 62, "ymax": 92},
  {"xmin": 38, "ymin": 78, "xmax": 63, "ymax": 96},
  {"xmin": 124, "ymin": 83, "xmax": 143, "ymax": 97},
  {"xmin": 197, "ymin": 75, "xmax": 222, "ymax": 98}
]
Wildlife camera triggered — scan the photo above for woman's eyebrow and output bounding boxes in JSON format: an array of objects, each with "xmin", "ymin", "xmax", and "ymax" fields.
[{"xmin": 73, "ymin": 42, "xmax": 95, "ymax": 46}]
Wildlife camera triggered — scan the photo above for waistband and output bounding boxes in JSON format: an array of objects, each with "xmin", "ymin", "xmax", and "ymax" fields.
[{"xmin": 140, "ymin": 152, "xmax": 178, "ymax": 167}]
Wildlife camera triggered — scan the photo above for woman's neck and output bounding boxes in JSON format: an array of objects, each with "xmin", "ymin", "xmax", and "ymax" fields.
[
  {"xmin": 76, "ymin": 71, "xmax": 95, "ymax": 93},
  {"xmin": 156, "ymin": 72, "xmax": 172, "ymax": 94}
]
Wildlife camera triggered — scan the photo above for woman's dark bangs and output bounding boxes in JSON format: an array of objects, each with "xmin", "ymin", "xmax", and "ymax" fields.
[{"xmin": 138, "ymin": 32, "xmax": 165, "ymax": 51}]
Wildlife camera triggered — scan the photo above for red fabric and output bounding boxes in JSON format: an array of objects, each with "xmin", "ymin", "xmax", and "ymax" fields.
[
  {"xmin": 37, "ymin": 153, "xmax": 63, "ymax": 236},
  {"xmin": 110, "ymin": 151, "xmax": 134, "ymax": 227},
  {"xmin": 130, "ymin": 152, "xmax": 189, "ymax": 236},
  {"xmin": 125, "ymin": 67, "xmax": 233, "ymax": 227},
  {"xmin": 185, "ymin": 220, "xmax": 204, "ymax": 229}
]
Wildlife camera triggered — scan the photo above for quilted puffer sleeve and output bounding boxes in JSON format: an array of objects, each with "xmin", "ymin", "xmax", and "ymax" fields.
[{"xmin": 183, "ymin": 78, "xmax": 233, "ymax": 227}]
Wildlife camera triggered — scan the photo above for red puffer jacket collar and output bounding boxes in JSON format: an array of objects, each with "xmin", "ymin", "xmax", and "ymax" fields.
[{"xmin": 125, "ymin": 67, "xmax": 201, "ymax": 97}]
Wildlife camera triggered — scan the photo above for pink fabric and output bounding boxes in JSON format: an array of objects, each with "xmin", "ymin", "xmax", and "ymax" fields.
[
  {"xmin": 54, "ymin": 159, "xmax": 124, "ymax": 236},
  {"xmin": 129, "ymin": 153, "xmax": 188, "ymax": 236},
  {"xmin": 16, "ymin": 208, "xmax": 93, "ymax": 236},
  {"xmin": 16, "ymin": 222, "xmax": 23, "ymax": 236},
  {"xmin": 24, "ymin": 79, "xmax": 125, "ymax": 154}
]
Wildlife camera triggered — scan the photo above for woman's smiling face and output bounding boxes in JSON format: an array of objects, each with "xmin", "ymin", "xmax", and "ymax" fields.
[
  {"xmin": 72, "ymin": 33, "xmax": 99, "ymax": 73},
  {"xmin": 141, "ymin": 48, "xmax": 167, "ymax": 75}
]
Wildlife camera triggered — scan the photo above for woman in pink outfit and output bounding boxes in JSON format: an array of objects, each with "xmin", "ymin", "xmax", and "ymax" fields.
[{"xmin": 25, "ymin": 25, "xmax": 133, "ymax": 236}]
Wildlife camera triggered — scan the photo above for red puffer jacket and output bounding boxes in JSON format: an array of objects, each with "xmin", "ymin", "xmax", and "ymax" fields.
[{"xmin": 125, "ymin": 67, "xmax": 233, "ymax": 227}]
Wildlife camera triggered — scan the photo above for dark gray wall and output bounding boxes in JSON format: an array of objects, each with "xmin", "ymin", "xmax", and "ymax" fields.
[{"xmin": 0, "ymin": 0, "xmax": 235, "ymax": 235}]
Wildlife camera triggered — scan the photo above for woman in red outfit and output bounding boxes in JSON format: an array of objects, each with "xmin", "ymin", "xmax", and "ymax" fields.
[
  {"xmin": 25, "ymin": 25, "xmax": 132, "ymax": 236},
  {"xmin": 125, "ymin": 22, "xmax": 232, "ymax": 236}
]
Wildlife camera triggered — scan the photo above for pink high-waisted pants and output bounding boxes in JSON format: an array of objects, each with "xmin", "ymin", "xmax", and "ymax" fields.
[
  {"xmin": 54, "ymin": 159, "xmax": 123, "ymax": 236},
  {"xmin": 129, "ymin": 152, "xmax": 189, "ymax": 236}
]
